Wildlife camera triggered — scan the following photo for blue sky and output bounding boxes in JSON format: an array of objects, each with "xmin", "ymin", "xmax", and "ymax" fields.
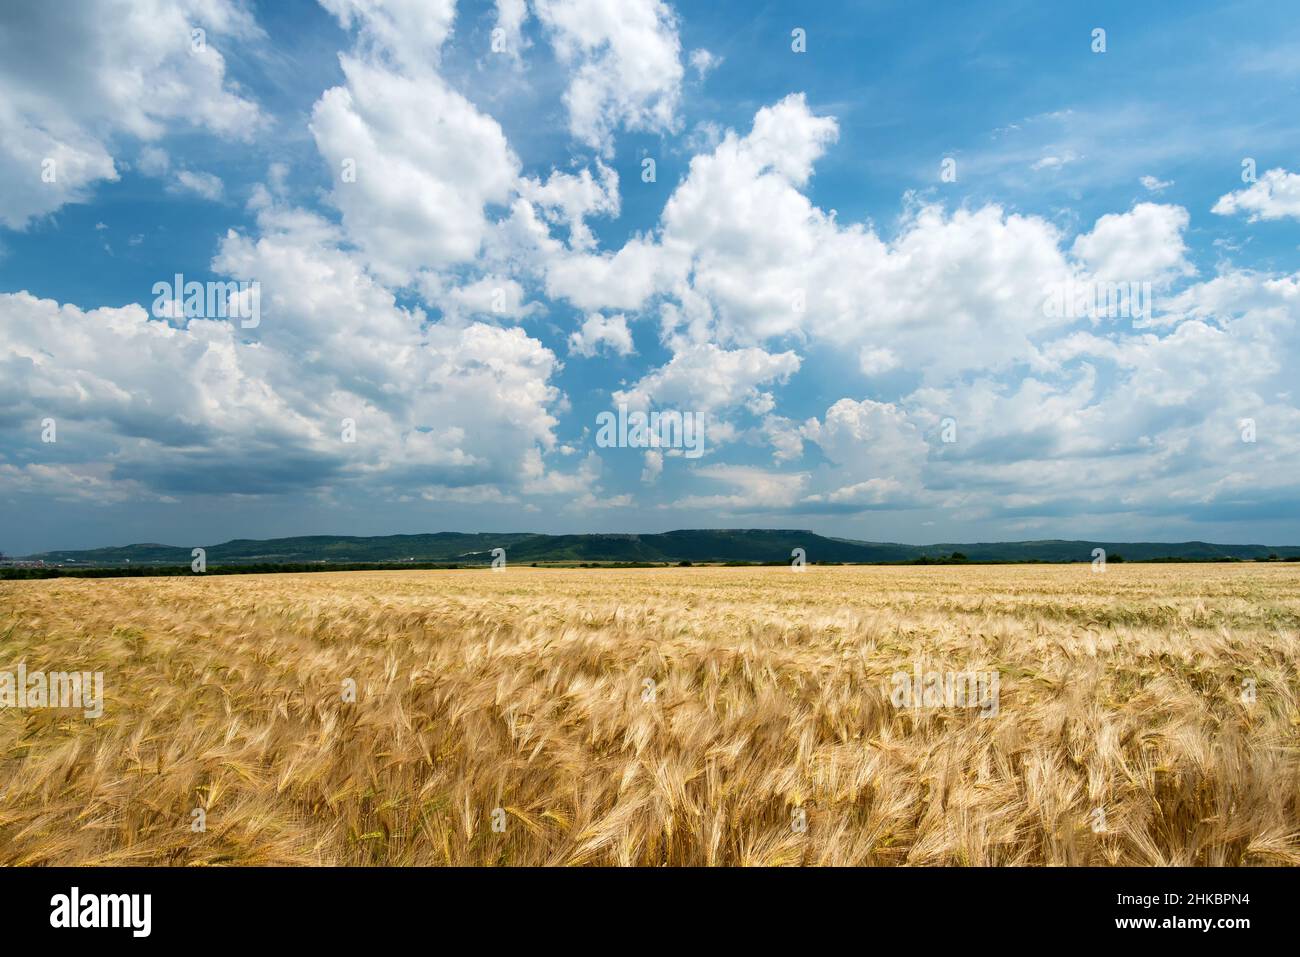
[{"xmin": 2, "ymin": 0, "xmax": 1299, "ymax": 554}]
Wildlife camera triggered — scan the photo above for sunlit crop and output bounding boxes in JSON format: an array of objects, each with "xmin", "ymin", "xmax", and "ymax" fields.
[{"xmin": 1, "ymin": 564, "xmax": 1296, "ymax": 865}]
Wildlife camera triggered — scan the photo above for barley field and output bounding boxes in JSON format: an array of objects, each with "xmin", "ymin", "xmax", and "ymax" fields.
[{"xmin": 1, "ymin": 564, "xmax": 1297, "ymax": 866}]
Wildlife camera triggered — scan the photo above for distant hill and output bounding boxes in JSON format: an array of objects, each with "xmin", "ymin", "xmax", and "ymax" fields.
[
  {"xmin": 916, "ymin": 539, "xmax": 1300, "ymax": 562},
  {"xmin": 21, "ymin": 532, "xmax": 537, "ymax": 567},
  {"xmin": 15, "ymin": 530, "xmax": 1300, "ymax": 569}
]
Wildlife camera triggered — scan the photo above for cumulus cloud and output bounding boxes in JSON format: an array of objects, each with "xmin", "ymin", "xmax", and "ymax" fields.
[
  {"xmin": 1212, "ymin": 168, "xmax": 1300, "ymax": 222},
  {"xmin": 545, "ymin": 234, "xmax": 676, "ymax": 311},
  {"xmin": 799, "ymin": 399, "xmax": 928, "ymax": 509},
  {"xmin": 1071, "ymin": 203, "xmax": 1194, "ymax": 284},
  {"xmin": 4, "ymin": 4, "xmax": 1298, "ymax": 540},
  {"xmin": 319, "ymin": 0, "xmax": 458, "ymax": 71},
  {"xmin": 0, "ymin": 0, "xmax": 264, "ymax": 228},
  {"xmin": 676, "ymin": 464, "xmax": 808, "ymax": 511},
  {"xmin": 568, "ymin": 313, "xmax": 634, "ymax": 357},
  {"xmin": 520, "ymin": 161, "xmax": 620, "ymax": 251},
  {"xmin": 762, "ymin": 416, "xmax": 805, "ymax": 463},
  {"xmin": 544, "ymin": 96, "xmax": 1294, "ymax": 524},
  {"xmin": 614, "ymin": 343, "xmax": 800, "ymax": 418},
  {"xmin": 533, "ymin": 0, "xmax": 685, "ymax": 154},
  {"xmin": 310, "ymin": 56, "xmax": 520, "ymax": 284},
  {"xmin": 546, "ymin": 94, "xmax": 1087, "ymax": 383},
  {"xmin": 896, "ymin": 268, "xmax": 1300, "ymax": 523},
  {"xmin": 0, "ymin": 190, "xmax": 606, "ymax": 505},
  {"xmin": 640, "ymin": 449, "xmax": 663, "ymax": 483},
  {"xmin": 421, "ymin": 274, "xmax": 538, "ymax": 323}
]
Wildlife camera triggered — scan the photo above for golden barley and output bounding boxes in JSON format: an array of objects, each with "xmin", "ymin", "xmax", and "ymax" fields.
[{"xmin": 0, "ymin": 564, "xmax": 1296, "ymax": 866}]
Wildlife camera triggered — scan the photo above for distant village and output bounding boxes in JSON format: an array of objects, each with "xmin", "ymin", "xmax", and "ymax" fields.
[{"xmin": 0, "ymin": 552, "xmax": 49, "ymax": 569}]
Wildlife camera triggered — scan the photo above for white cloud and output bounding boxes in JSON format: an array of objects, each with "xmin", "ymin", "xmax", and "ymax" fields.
[
  {"xmin": 520, "ymin": 161, "xmax": 620, "ymax": 250},
  {"xmin": 0, "ymin": 188, "xmax": 611, "ymax": 505},
  {"xmin": 310, "ymin": 56, "xmax": 520, "ymax": 284},
  {"xmin": 421, "ymin": 274, "xmax": 538, "ymax": 323},
  {"xmin": 0, "ymin": 0, "xmax": 264, "ymax": 228},
  {"xmin": 676, "ymin": 464, "xmax": 808, "ymax": 510},
  {"xmin": 688, "ymin": 48, "xmax": 721, "ymax": 78},
  {"xmin": 169, "ymin": 169, "xmax": 224, "ymax": 201},
  {"xmin": 136, "ymin": 146, "xmax": 223, "ymax": 203},
  {"xmin": 207, "ymin": 204, "xmax": 568, "ymax": 486},
  {"xmin": 762, "ymin": 416, "xmax": 805, "ymax": 463},
  {"xmin": 1071, "ymin": 203, "xmax": 1194, "ymax": 284},
  {"xmin": 548, "ymin": 95, "xmax": 1084, "ymax": 384},
  {"xmin": 137, "ymin": 146, "xmax": 171, "ymax": 177},
  {"xmin": 641, "ymin": 449, "xmax": 663, "ymax": 483},
  {"xmin": 1140, "ymin": 174, "xmax": 1173, "ymax": 193},
  {"xmin": 6, "ymin": 10, "xmax": 1298, "ymax": 538},
  {"xmin": 568, "ymin": 313, "xmax": 634, "ymax": 357},
  {"xmin": 858, "ymin": 347, "xmax": 900, "ymax": 376},
  {"xmin": 895, "ymin": 268, "xmax": 1300, "ymax": 521},
  {"xmin": 614, "ymin": 342, "xmax": 800, "ymax": 418},
  {"xmin": 545, "ymin": 234, "xmax": 676, "ymax": 310},
  {"xmin": 492, "ymin": 0, "xmax": 530, "ymax": 63},
  {"xmin": 319, "ymin": 0, "xmax": 458, "ymax": 71},
  {"xmin": 533, "ymin": 0, "xmax": 685, "ymax": 154},
  {"xmin": 533, "ymin": 95, "xmax": 1297, "ymax": 522},
  {"xmin": 1031, "ymin": 152, "xmax": 1078, "ymax": 171},
  {"xmin": 1212, "ymin": 167, "xmax": 1300, "ymax": 222},
  {"xmin": 800, "ymin": 399, "xmax": 927, "ymax": 507}
]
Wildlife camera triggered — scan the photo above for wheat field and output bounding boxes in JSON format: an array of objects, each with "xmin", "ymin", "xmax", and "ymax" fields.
[{"xmin": 0, "ymin": 564, "xmax": 1297, "ymax": 866}]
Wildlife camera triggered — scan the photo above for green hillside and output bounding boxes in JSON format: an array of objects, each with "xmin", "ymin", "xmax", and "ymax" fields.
[{"xmin": 15, "ymin": 529, "xmax": 1300, "ymax": 572}]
